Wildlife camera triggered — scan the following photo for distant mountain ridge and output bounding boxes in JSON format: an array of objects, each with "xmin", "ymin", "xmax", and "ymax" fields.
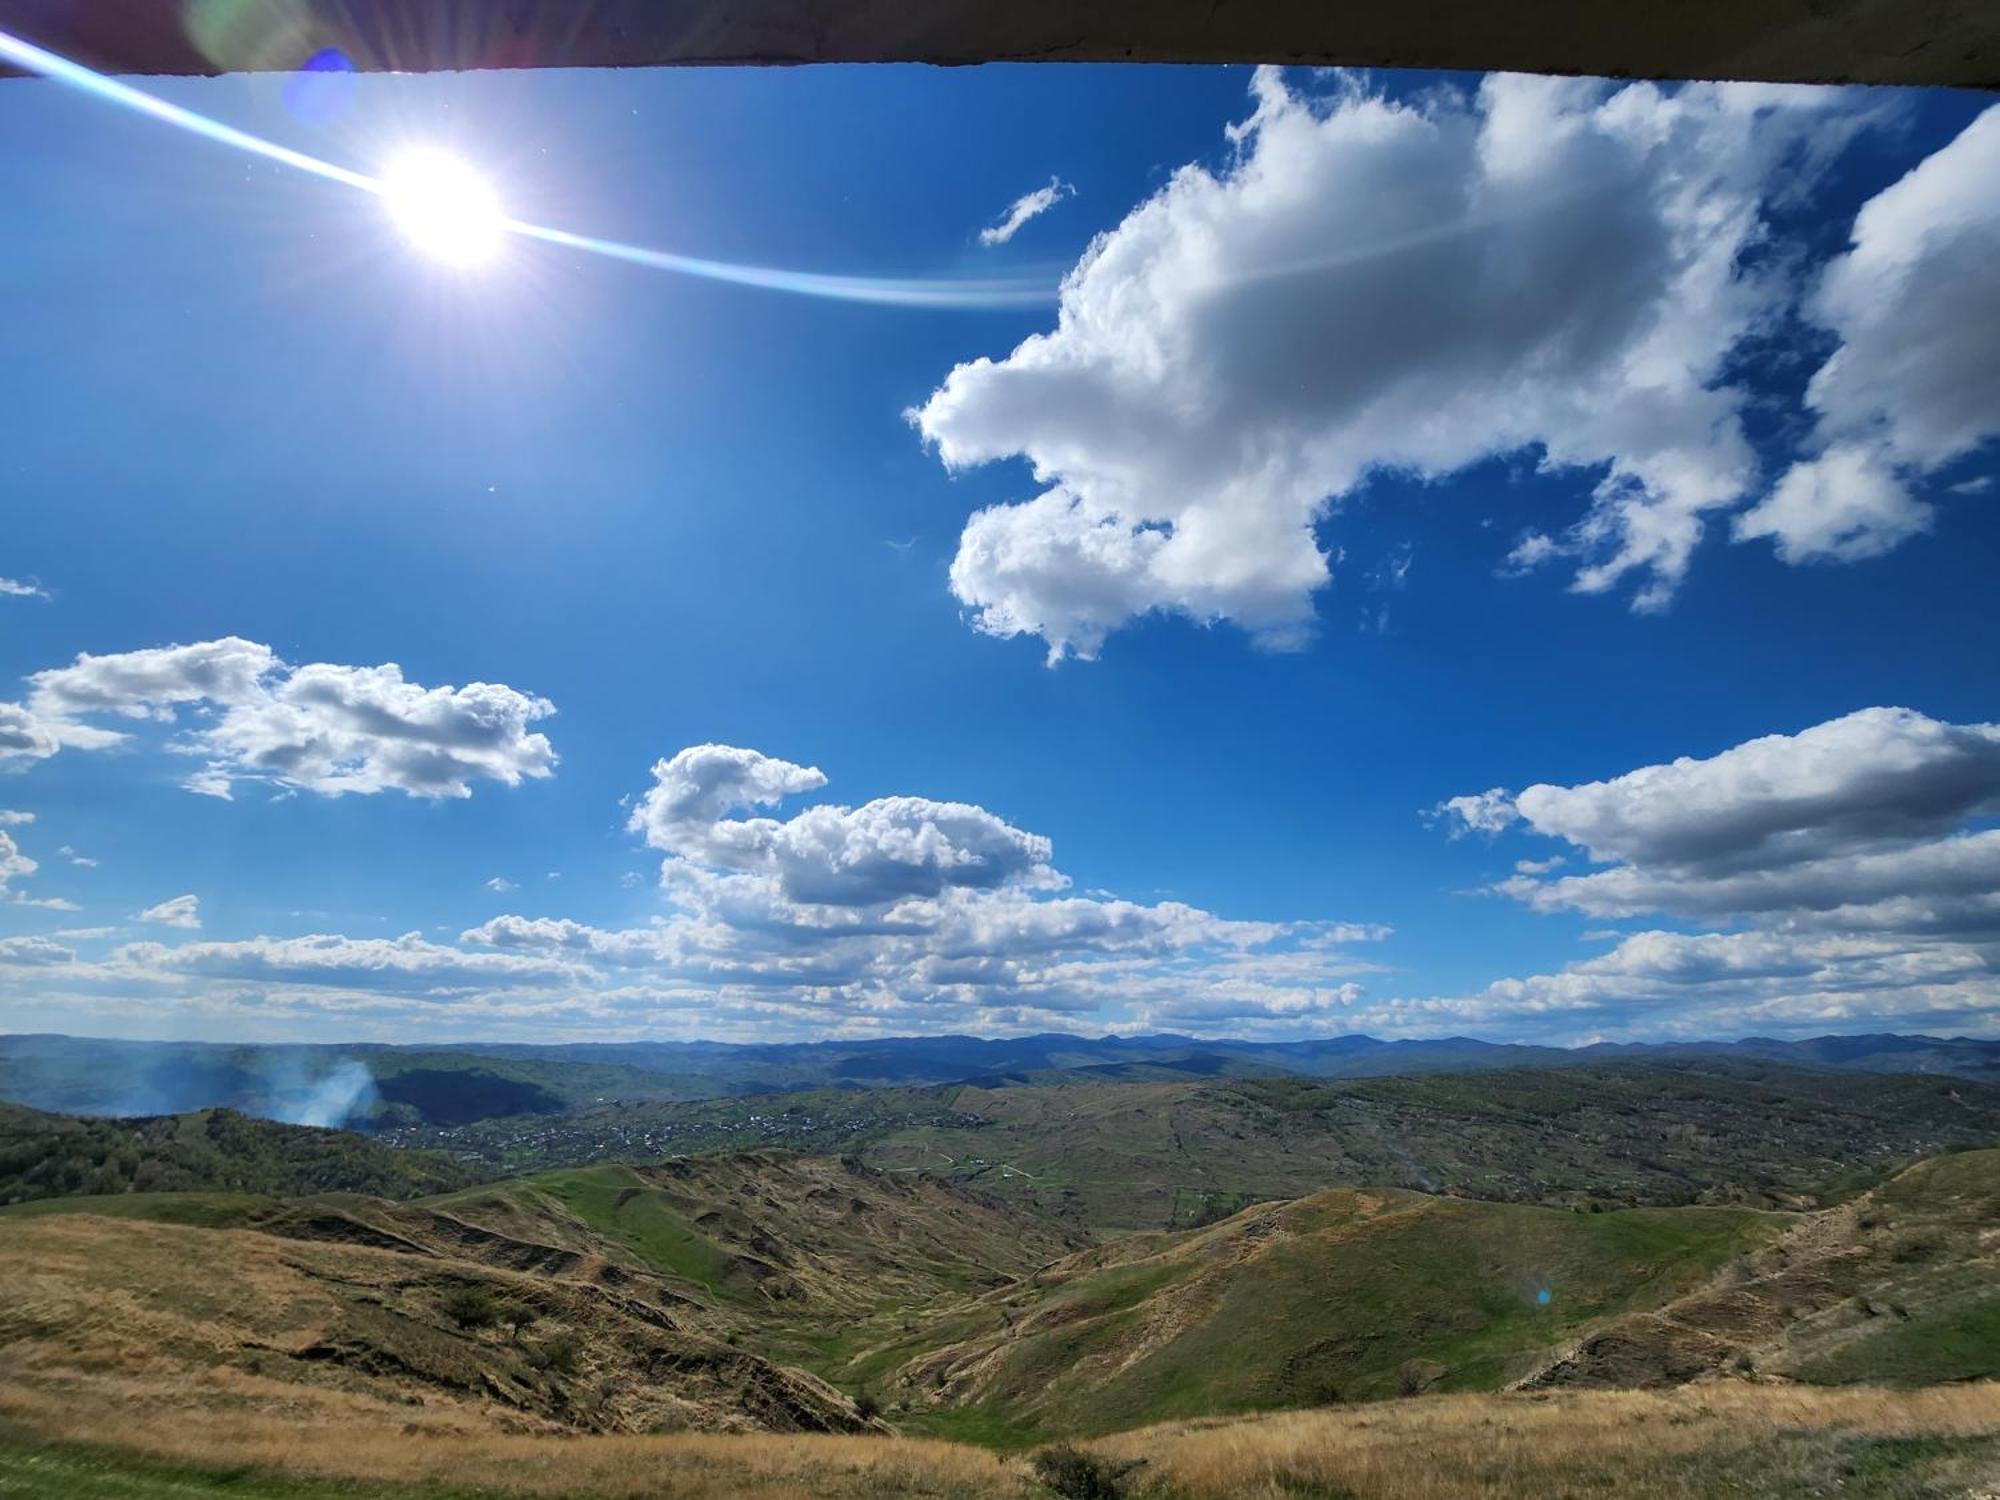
[{"xmin": 2, "ymin": 1029, "xmax": 1996, "ymax": 1128}]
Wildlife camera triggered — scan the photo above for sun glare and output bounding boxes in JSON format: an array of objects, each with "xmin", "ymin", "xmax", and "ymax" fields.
[{"xmin": 378, "ymin": 149, "xmax": 505, "ymax": 267}]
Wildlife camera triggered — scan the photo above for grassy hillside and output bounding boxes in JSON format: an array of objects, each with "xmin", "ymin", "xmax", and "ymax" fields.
[
  {"xmin": 0, "ymin": 1103, "xmax": 482, "ymax": 1205},
  {"xmin": 0, "ymin": 1205, "xmax": 876, "ymax": 1440},
  {"xmin": 2, "ymin": 1144, "xmax": 1996, "ymax": 1490},
  {"xmin": 399, "ymin": 1064, "xmax": 2000, "ymax": 1231},
  {"xmin": 872, "ymin": 1188, "xmax": 1788, "ymax": 1442},
  {"xmin": 4, "ymin": 1384, "xmax": 1996, "ymax": 1499},
  {"xmin": 1521, "ymin": 1146, "xmax": 2000, "ymax": 1392}
]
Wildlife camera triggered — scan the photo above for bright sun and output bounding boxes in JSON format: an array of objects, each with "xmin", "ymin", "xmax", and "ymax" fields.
[{"xmin": 379, "ymin": 149, "xmax": 505, "ymax": 267}]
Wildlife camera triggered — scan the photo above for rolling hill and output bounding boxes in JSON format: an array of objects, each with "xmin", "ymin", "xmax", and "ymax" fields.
[
  {"xmin": 6, "ymin": 1030, "xmax": 1998, "ymax": 1133},
  {"xmin": 0, "ymin": 1102, "xmax": 484, "ymax": 1205},
  {"xmin": 402, "ymin": 1062, "xmax": 2000, "ymax": 1230}
]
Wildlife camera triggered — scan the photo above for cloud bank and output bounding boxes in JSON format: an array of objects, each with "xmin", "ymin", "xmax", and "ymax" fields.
[
  {"xmin": 1426, "ymin": 707, "xmax": 2000, "ymax": 1038},
  {"xmin": 8, "ymin": 636, "xmax": 556, "ymax": 799}
]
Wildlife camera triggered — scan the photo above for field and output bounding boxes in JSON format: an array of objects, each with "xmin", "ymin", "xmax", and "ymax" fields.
[{"xmin": 3, "ymin": 1385, "xmax": 1997, "ymax": 1498}]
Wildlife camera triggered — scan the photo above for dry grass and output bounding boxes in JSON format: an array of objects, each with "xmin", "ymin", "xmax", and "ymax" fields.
[
  {"xmin": 0, "ymin": 1381, "xmax": 1030, "ymax": 1499},
  {"xmin": 5, "ymin": 1376, "xmax": 1997, "ymax": 1499},
  {"xmin": 1092, "ymin": 1383, "xmax": 2000, "ymax": 1498}
]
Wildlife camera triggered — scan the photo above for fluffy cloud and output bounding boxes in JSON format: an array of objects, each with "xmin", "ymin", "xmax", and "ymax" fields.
[
  {"xmin": 0, "ymin": 810, "xmax": 33, "ymax": 826},
  {"xmin": 0, "ymin": 745, "xmax": 1385, "ymax": 1039},
  {"xmin": 19, "ymin": 637, "xmax": 556, "ymax": 798},
  {"xmin": 979, "ymin": 177, "xmax": 1075, "ymax": 247},
  {"xmin": 1740, "ymin": 107, "xmax": 2000, "ymax": 564},
  {"xmin": 135, "ymin": 894, "xmax": 201, "ymax": 930},
  {"xmin": 628, "ymin": 745, "xmax": 1058, "ymax": 905},
  {"xmin": 1425, "ymin": 706, "xmax": 2000, "ymax": 1037},
  {"xmin": 454, "ymin": 746, "xmax": 1387, "ymax": 1028},
  {"xmin": 0, "ymin": 829, "xmax": 34, "ymax": 898},
  {"xmin": 915, "ymin": 69, "xmax": 1855, "ymax": 660},
  {"xmin": 1461, "ymin": 708, "xmax": 2000, "ymax": 874},
  {"xmin": 0, "ymin": 577, "xmax": 49, "ymax": 600},
  {"xmin": 0, "ymin": 703, "xmax": 58, "ymax": 765}
]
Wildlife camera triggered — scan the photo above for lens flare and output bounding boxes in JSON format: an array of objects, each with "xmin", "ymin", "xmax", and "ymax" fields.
[
  {"xmin": 0, "ymin": 26, "xmax": 1056, "ymax": 310},
  {"xmin": 380, "ymin": 149, "xmax": 505, "ymax": 267}
]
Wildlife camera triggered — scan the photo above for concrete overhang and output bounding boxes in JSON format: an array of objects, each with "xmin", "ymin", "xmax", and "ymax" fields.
[{"xmin": 0, "ymin": 0, "xmax": 1995, "ymax": 89}]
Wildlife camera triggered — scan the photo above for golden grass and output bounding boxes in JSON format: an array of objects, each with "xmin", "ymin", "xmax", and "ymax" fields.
[
  {"xmin": 1091, "ymin": 1382, "xmax": 2000, "ymax": 1498},
  {"xmin": 0, "ymin": 1380, "xmax": 1030, "ymax": 1499},
  {"xmin": 5, "ymin": 1376, "xmax": 1998, "ymax": 1499}
]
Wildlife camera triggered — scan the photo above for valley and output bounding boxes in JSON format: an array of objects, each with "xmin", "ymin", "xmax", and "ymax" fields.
[{"xmin": 2, "ymin": 1036, "xmax": 1998, "ymax": 1495}]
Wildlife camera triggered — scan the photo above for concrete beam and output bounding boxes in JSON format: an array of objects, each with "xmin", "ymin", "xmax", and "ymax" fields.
[{"xmin": 1, "ymin": 0, "xmax": 1995, "ymax": 89}]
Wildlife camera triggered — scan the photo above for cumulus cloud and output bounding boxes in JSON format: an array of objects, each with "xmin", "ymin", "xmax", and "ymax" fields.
[
  {"xmin": 0, "ymin": 577, "xmax": 49, "ymax": 601},
  {"xmin": 135, "ymin": 894, "xmax": 201, "ymax": 930},
  {"xmin": 19, "ymin": 637, "xmax": 557, "ymax": 798},
  {"xmin": 1489, "ymin": 708, "xmax": 2000, "ymax": 874},
  {"xmin": 0, "ymin": 829, "xmax": 35, "ymax": 898},
  {"xmin": 915, "ymin": 69, "xmax": 1857, "ymax": 660},
  {"xmin": 1740, "ymin": 106, "xmax": 2000, "ymax": 565},
  {"xmin": 1424, "ymin": 706, "xmax": 2000, "ymax": 1037},
  {"xmin": 0, "ymin": 703, "xmax": 59, "ymax": 765},
  {"xmin": 1736, "ymin": 445, "xmax": 1933, "ymax": 563},
  {"xmin": 978, "ymin": 177, "xmax": 1076, "ymax": 247},
  {"xmin": 0, "ymin": 745, "xmax": 1386, "ymax": 1040},
  {"xmin": 628, "ymin": 744, "xmax": 1058, "ymax": 905},
  {"xmin": 1430, "ymin": 788, "xmax": 1519, "ymax": 838},
  {"xmin": 0, "ymin": 810, "xmax": 33, "ymax": 826}
]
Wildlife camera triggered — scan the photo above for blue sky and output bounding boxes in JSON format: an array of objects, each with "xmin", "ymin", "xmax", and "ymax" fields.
[{"xmin": 0, "ymin": 58, "xmax": 1996, "ymax": 1044}]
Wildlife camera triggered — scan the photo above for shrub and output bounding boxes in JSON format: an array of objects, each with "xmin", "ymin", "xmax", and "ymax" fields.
[
  {"xmin": 534, "ymin": 1336, "xmax": 580, "ymax": 1374},
  {"xmin": 1030, "ymin": 1443, "xmax": 1138, "ymax": 1500},
  {"xmin": 853, "ymin": 1389, "xmax": 881, "ymax": 1421},
  {"xmin": 443, "ymin": 1285, "xmax": 501, "ymax": 1329}
]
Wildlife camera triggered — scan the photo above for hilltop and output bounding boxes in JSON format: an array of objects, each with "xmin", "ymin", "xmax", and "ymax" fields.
[{"xmin": 0, "ymin": 1102, "xmax": 483, "ymax": 1206}]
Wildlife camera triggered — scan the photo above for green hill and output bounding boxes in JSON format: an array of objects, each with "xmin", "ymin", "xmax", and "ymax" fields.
[
  {"xmin": 0, "ymin": 1103, "xmax": 483, "ymax": 1205},
  {"xmin": 402, "ymin": 1063, "xmax": 2000, "ymax": 1231},
  {"xmin": 1521, "ymin": 1146, "xmax": 2000, "ymax": 1392},
  {"xmin": 876, "ymin": 1188, "xmax": 1789, "ymax": 1441}
]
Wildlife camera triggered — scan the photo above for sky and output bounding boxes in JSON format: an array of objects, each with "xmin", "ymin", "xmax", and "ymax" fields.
[{"xmin": 0, "ymin": 54, "xmax": 1996, "ymax": 1046}]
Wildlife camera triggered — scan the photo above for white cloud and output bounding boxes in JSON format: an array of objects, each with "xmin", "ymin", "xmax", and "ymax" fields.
[
  {"xmin": 0, "ymin": 703, "xmax": 59, "ymax": 765},
  {"xmin": 484, "ymin": 876, "xmax": 518, "ymax": 893},
  {"xmin": 116, "ymin": 930, "xmax": 584, "ymax": 993},
  {"xmin": 978, "ymin": 177, "xmax": 1075, "ymax": 247},
  {"xmin": 628, "ymin": 744, "xmax": 1058, "ymax": 906},
  {"xmin": 0, "ymin": 577, "xmax": 49, "ymax": 601},
  {"xmin": 1422, "ymin": 706, "xmax": 2000, "ymax": 1038},
  {"xmin": 1741, "ymin": 107, "xmax": 2000, "ymax": 565},
  {"xmin": 1494, "ymin": 707, "xmax": 2000, "ymax": 873},
  {"xmin": 20, "ymin": 637, "xmax": 557, "ymax": 798},
  {"xmin": 0, "ymin": 810, "xmax": 33, "ymax": 826},
  {"xmin": 0, "ymin": 745, "xmax": 1387, "ymax": 1040},
  {"xmin": 1736, "ymin": 445, "xmax": 1933, "ymax": 562},
  {"xmin": 135, "ymin": 894, "xmax": 201, "ymax": 930},
  {"xmin": 915, "ymin": 69, "xmax": 1856, "ymax": 660},
  {"xmin": 0, "ymin": 830, "xmax": 35, "ymax": 898},
  {"xmin": 1430, "ymin": 788, "xmax": 1519, "ymax": 838},
  {"xmin": 57, "ymin": 846, "xmax": 98, "ymax": 869},
  {"xmin": 0, "ymin": 936, "xmax": 74, "ymax": 966}
]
